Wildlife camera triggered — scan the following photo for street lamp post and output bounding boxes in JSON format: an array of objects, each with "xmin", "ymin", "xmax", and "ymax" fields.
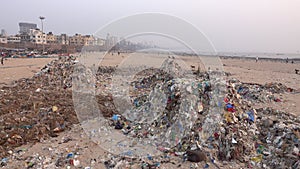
[{"xmin": 39, "ymin": 16, "xmax": 45, "ymax": 54}]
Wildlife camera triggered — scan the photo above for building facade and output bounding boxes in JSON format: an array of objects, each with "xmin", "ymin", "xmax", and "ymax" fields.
[
  {"xmin": 29, "ymin": 29, "xmax": 46, "ymax": 44},
  {"xmin": 57, "ymin": 34, "xmax": 69, "ymax": 45},
  {"xmin": 69, "ymin": 34, "xmax": 82, "ymax": 46},
  {"xmin": 83, "ymin": 35, "xmax": 95, "ymax": 46},
  {"xmin": 94, "ymin": 38, "xmax": 105, "ymax": 46},
  {"xmin": 0, "ymin": 37, "xmax": 7, "ymax": 44},
  {"xmin": 20, "ymin": 33, "xmax": 31, "ymax": 42},
  {"xmin": 105, "ymin": 33, "xmax": 118, "ymax": 48},
  {"xmin": 69, "ymin": 34, "xmax": 96, "ymax": 46},
  {"xmin": 46, "ymin": 32, "xmax": 57, "ymax": 44},
  {"xmin": 19, "ymin": 22, "xmax": 37, "ymax": 34},
  {"xmin": 7, "ymin": 36, "xmax": 21, "ymax": 43}
]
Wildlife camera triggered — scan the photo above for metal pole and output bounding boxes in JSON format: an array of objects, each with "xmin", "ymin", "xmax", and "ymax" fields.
[
  {"xmin": 41, "ymin": 19, "xmax": 44, "ymax": 54},
  {"xmin": 39, "ymin": 16, "xmax": 45, "ymax": 54}
]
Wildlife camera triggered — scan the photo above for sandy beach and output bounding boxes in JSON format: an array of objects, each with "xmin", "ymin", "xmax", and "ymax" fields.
[
  {"xmin": 0, "ymin": 58, "xmax": 55, "ymax": 86},
  {"xmin": 1, "ymin": 55, "xmax": 299, "ymax": 90}
]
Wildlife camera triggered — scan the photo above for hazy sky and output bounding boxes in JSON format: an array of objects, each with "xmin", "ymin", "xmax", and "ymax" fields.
[{"xmin": 1, "ymin": 0, "xmax": 300, "ymax": 53}]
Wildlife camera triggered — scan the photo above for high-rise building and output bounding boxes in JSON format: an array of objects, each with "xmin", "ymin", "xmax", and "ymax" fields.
[
  {"xmin": 19, "ymin": 22, "xmax": 37, "ymax": 34},
  {"xmin": 0, "ymin": 29, "xmax": 7, "ymax": 37},
  {"xmin": 105, "ymin": 33, "xmax": 118, "ymax": 48}
]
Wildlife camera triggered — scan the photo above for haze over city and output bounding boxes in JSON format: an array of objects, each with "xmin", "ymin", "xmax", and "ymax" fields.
[{"xmin": 1, "ymin": 0, "xmax": 300, "ymax": 53}]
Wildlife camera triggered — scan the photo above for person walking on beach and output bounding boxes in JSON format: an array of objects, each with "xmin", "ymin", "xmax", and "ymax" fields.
[
  {"xmin": 0, "ymin": 52, "xmax": 4, "ymax": 65},
  {"xmin": 256, "ymin": 56, "xmax": 258, "ymax": 63},
  {"xmin": 1, "ymin": 56, "xmax": 4, "ymax": 65}
]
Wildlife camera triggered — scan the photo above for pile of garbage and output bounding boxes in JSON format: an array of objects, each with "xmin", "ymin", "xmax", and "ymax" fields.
[
  {"xmin": 0, "ymin": 56, "xmax": 79, "ymax": 158},
  {"xmin": 0, "ymin": 56, "xmax": 120, "ymax": 168},
  {"xmin": 215, "ymin": 80, "xmax": 300, "ymax": 168},
  {"xmin": 98, "ymin": 60, "xmax": 299, "ymax": 168},
  {"xmin": 0, "ymin": 56, "xmax": 299, "ymax": 168},
  {"xmin": 232, "ymin": 80, "xmax": 291, "ymax": 104},
  {"xmin": 255, "ymin": 107, "xmax": 300, "ymax": 168},
  {"xmin": 0, "ymin": 123, "xmax": 104, "ymax": 168}
]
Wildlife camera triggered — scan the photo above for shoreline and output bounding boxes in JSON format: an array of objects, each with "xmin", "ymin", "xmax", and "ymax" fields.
[{"xmin": 220, "ymin": 55, "xmax": 300, "ymax": 62}]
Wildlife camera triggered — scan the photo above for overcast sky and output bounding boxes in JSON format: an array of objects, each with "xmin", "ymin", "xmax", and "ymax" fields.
[{"xmin": 1, "ymin": 0, "xmax": 299, "ymax": 53}]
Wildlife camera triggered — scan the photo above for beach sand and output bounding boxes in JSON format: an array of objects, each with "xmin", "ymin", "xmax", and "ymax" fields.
[{"xmin": 0, "ymin": 58, "xmax": 55, "ymax": 86}]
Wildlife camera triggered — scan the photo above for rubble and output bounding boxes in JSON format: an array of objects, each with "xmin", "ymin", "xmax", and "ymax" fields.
[{"xmin": 0, "ymin": 56, "xmax": 79, "ymax": 158}]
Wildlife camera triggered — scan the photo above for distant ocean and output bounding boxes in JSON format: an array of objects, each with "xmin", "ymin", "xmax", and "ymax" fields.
[
  {"xmin": 219, "ymin": 52, "xmax": 300, "ymax": 59},
  {"xmin": 154, "ymin": 48, "xmax": 300, "ymax": 59}
]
